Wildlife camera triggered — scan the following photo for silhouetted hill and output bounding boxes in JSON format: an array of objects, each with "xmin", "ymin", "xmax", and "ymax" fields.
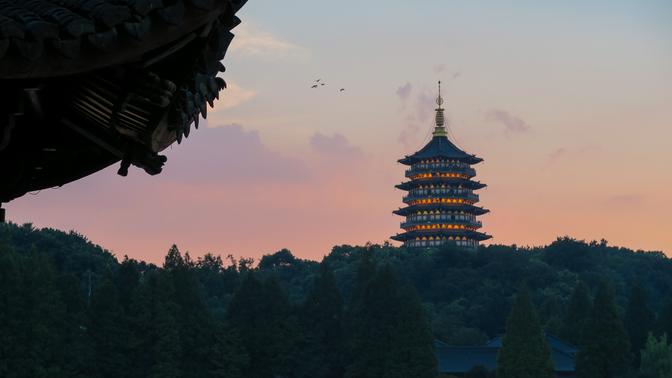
[{"xmin": 1, "ymin": 222, "xmax": 670, "ymax": 377}]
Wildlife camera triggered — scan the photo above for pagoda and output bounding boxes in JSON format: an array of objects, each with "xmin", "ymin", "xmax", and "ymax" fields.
[{"xmin": 392, "ymin": 82, "xmax": 491, "ymax": 249}]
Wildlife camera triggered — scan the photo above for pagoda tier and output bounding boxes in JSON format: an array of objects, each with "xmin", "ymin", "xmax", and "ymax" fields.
[
  {"xmin": 392, "ymin": 81, "xmax": 491, "ymax": 249},
  {"xmin": 391, "ymin": 229, "xmax": 491, "ymax": 243},
  {"xmin": 396, "ymin": 177, "xmax": 487, "ymax": 191},
  {"xmin": 393, "ymin": 203, "xmax": 490, "ymax": 217}
]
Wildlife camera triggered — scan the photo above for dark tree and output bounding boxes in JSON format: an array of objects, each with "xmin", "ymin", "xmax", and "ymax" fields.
[
  {"xmin": 3, "ymin": 224, "xmax": 672, "ymax": 378},
  {"xmin": 0, "ymin": 246, "xmax": 24, "ymax": 378},
  {"xmin": 56, "ymin": 272, "xmax": 93, "ymax": 377},
  {"xmin": 150, "ymin": 297, "xmax": 182, "ymax": 378},
  {"xmin": 162, "ymin": 245, "xmax": 245, "ymax": 378},
  {"xmin": 116, "ymin": 257, "xmax": 141, "ymax": 311},
  {"xmin": 576, "ymin": 282, "xmax": 631, "ymax": 378},
  {"xmin": 346, "ymin": 264, "xmax": 436, "ymax": 378},
  {"xmin": 625, "ymin": 283, "xmax": 655, "ymax": 367},
  {"xmin": 496, "ymin": 285, "xmax": 554, "ymax": 378},
  {"xmin": 639, "ymin": 333, "xmax": 672, "ymax": 378},
  {"xmin": 206, "ymin": 323, "xmax": 247, "ymax": 378},
  {"xmin": 560, "ymin": 281, "xmax": 592, "ymax": 345},
  {"xmin": 655, "ymin": 298, "xmax": 672, "ymax": 339},
  {"xmin": 349, "ymin": 248, "xmax": 376, "ymax": 310},
  {"xmin": 543, "ymin": 237, "xmax": 597, "ymax": 272},
  {"xmin": 258, "ymin": 248, "xmax": 297, "ymax": 270},
  {"xmin": 226, "ymin": 272, "xmax": 299, "ymax": 378},
  {"xmin": 297, "ymin": 262, "xmax": 346, "ymax": 378},
  {"xmin": 89, "ymin": 278, "xmax": 131, "ymax": 378},
  {"xmin": 465, "ymin": 365, "xmax": 493, "ymax": 378}
]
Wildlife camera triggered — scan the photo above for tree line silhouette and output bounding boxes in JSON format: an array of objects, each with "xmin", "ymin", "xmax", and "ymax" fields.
[{"xmin": 1, "ymin": 223, "xmax": 671, "ymax": 378}]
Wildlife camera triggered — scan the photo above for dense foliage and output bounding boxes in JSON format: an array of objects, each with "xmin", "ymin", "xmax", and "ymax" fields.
[
  {"xmin": 639, "ymin": 334, "xmax": 672, "ymax": 378},
  {"xmin": 1, "ymin": 223, "xmax": 671, "ymax": 377},
  {"xmin": 575, "ymin": 282, "xmax": 631, "ymax": 378},
  {"xmin": 496, "ymin": 285, "xmax": 554, "ymax": 378}
]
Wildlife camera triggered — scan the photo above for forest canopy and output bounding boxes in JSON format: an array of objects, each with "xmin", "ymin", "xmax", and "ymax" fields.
[{"xmin": 1, "ymin": 222, "xmax": 670, "ymax": 377}]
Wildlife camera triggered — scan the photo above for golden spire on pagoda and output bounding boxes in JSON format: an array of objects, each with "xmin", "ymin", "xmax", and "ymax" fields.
[{"xmin": 433, "ymin": 80, "xmax": 447, "ymax": 137}]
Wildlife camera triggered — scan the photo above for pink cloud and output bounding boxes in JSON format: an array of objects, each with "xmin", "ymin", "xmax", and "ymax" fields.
[
  {"xmin": 485, "ymin": 109, "xmax": 531, "ymax": 136},
  {"xmin": 415, "ymin": 91, "xmax": 437, "ymax": 122},
  {"xmin": 396, "ymin": 82, "xmax": 413, "ymax": 102},
  {"xmin": 603, "ymin": 194, "xmax": 645, "ymax": 210},
  {"xmin": 547, "ymin": 148, "xmax": 567, "ymax": 165},
  {"xmin": 396, "ymin": 84, "xmax": 443, "ymax": 150},
  {"xmin": 310, "ymin": 133, "xmax": 366, "ymax": 163},
  {"xmin": 163, "ymin": 124, "xmax": 311, "ymax": 184},
  {"xmin": 6, "ymin": 127, "xmax": 397, "ymax": 263},
  {"xmin": 398, "ymin": 121, "xmax": 420, "ymax": 150},
  {"xmin": 545, "ymin": 145, "xmax": 600, "ymax": 167}
]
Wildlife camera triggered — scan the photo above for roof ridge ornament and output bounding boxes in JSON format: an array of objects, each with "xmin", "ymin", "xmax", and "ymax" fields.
[{"xmin": 433, "ymin": 80, "xmax": 448, "ymax": 137}]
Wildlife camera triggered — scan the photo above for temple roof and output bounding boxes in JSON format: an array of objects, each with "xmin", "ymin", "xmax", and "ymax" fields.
[
  {"xmin": 394, "ymin": 203, "xmax": 489, "ymax": 216},
  {"xmin": 391, "ymin": 229, "xmax": 492, "ymax": 242},
  {"xmin": 398, "ymin": 135, "xmax": 483, "ymax": 165},
  {"xmin": 435, "ymin": 335, "xmax": 576, "ymax": 374},
  {"xmin": 396, "ymin": 178, "xmax": 486, "ymax": 191}
]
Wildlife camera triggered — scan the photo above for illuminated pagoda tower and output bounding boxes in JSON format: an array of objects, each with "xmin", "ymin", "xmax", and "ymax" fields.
[{"xmin": 392, "ymin": 82, "xmax": 491, "ymax": 249}]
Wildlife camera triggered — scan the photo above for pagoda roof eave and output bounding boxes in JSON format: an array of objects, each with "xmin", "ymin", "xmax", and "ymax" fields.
[
  {"xmin": 392, "ymin": 229, "xmax": 492, "ymax": 242},
  {"xmin": 398, "ymin": 155, "xmax": 483, "ymax": 166},
  {"xmin": 396, "ymin": 179, "xmax": 486, "ymax": 191},
  {"xmin": 393, "ymin": 203, "xmax": 490, "ymax": 216},
  {"xmin": 398, "ymin": 135, "xmax": 483, "ymax": 165}
]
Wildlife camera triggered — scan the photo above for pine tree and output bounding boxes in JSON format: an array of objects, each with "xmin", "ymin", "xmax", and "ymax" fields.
[
  {"xmin": 496, "ymin": 285, "xmax": 554, "ymax": 378},
  {"xmin": 164, "ymin": 246, "xmax": 213, "ymax": 378},
  {"xmin": 89, "ymin": 277, "xmax": 131, "ymax": 378},
  {"xmin": 148, "ymin": 271, "xmax": 182, "ymax": 378},
  {"xmin": 346, "ymin": 264, "xmax": 437, "ymax": 378},
  {"xmin": 560, "ymin": 281, "xmax": 592, "ymax": 345},
  {"xmin": 56, "ymin": 273, "xmax": 92, "ymax": 377},
  {"xmin": 164, "ymin": 244, "xmax": 185, "ymax": 270},
  {"xmin": 150, "ymin": 300, "xmax": 182, "ymax": 378},
  {"xmin": 656, "ymin": 299, "xmax": 672, "ymax": 339},
  {"xmin": 260, "ymin": 275, "xmax": 300, "ymax": 377},
  {"xmin": 344, "ymin": 249, "xmax": 376, "ymax": 368},
  {"xmin": 116, "ymin": 257, "xmax": 141, "ymax": 312},
  {"xmin": 226, "ymin": 272, "xmax": 299, "ymax": 378},
  {"xmin": 625, "ymin": 283, "xmax": 655, "ymax": 367},
  {"xmin": 639, "ymin": 333, "xmax": 672, "ymax": 378},
  {"xmin": 125, "ymin": 283, "xmax": 152, "ymax": 378},
  {"xmin": 206, "ymin": 323, "xmax": 248, "ymax": 378},
  {"xmin": 0, "ymin": 245, "xmax": 23, "ymax": 378},
  {"xmin": 576, "ymin": 282, "xmax": 630, "ymax": 378},
  {"xmin": 20, "ymin": 253, "xmax": 69, "ymax": 377},
  {"xmin": 348, "ymin": 248, "xmax": 375, "ymax": 312},
  {"xmin": 297, "ymin": 262, "xmax": 346, "ymax": 378}
]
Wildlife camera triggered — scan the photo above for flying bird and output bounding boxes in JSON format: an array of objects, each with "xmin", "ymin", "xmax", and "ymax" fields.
[
  {"xmin": 339, "ymin": 88, "xmax": 345, "ymax": 92},
  {"xmin": 311, "ymin": 84, "xmax": 318, "ymax": 88},
  {"xmin": 320, "ymin": 83, "xmax": 326, "ymax": 86},
  {"xmin": 315, "ymin": 79, "xmax": 321, "ymax": 82}
]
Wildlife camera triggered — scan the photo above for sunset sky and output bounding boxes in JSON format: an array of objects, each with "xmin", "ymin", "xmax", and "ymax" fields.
[{"xmin": 7, "ymin": 0, "xmax": 672, "ymax": 263}]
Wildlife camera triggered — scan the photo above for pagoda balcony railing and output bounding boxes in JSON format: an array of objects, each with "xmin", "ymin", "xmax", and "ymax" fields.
[
  {"xmin": 401, "ymin": 219, "xmax": 482, "ymax": 229},
  {"xmin": 402, "ymin": 192, "xmax": 479, "ymax": 203},
  {"xmin": 405, "ymin": 165, "xmax": 476, "ymax": 178}
]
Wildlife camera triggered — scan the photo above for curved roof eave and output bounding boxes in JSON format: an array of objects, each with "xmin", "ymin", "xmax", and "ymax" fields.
[{"xmin": 398, "ymin": 135, "xmax": 482, "ymax": 165}]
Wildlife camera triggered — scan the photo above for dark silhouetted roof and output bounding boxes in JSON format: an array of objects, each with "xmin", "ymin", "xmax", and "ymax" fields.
[
  {"xmin": 396, "ymin": 178, "xmax": 486, "ymax": 191},
  {"xmin": 435, "ymin": 334, "xmax": 577, "ymax": 374},
  {"xmin": 399, "ymin": 136, "xmax": 482, "ymax": 165},
  {"xmin": 392, "ymin": 229, "xmax": 492, "ymax": 242}
]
